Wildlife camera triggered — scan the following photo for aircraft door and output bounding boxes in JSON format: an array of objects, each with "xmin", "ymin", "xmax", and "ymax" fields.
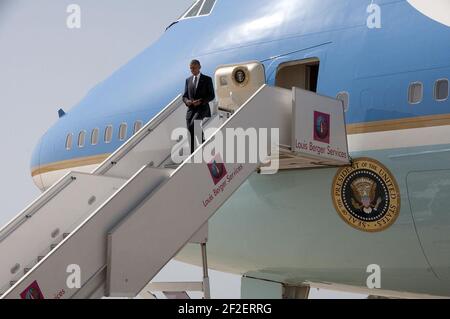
[{"xmin": 407, "ymin": 170, "xmax": 450, "ymax": 283}]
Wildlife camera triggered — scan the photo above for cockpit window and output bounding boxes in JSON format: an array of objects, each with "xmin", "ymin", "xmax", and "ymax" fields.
[
  {"xmin": 199, "ymin": 0, "xmax": 216, "ymax": 16},
  {"xmin": 184, "ymin": 0, "xmax": 203, "ymax": 18},
  {"xmin": 180, "ymin": 0, "xmax": 216, "ymax": 20}
]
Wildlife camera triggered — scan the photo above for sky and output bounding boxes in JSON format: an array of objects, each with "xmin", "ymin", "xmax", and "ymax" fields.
[{"xmin": 0, "ymin": 0, "xmax": 363, "ymax": 299}]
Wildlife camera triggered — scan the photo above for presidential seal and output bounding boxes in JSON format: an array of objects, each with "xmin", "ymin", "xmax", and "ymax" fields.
[
  {"xmin": 331, "ymin": 157, "xmax": 401, "ymax": 232},
  {"xmin": 232, "ymin": 67, "xmax": 250, "ymax": 87}
]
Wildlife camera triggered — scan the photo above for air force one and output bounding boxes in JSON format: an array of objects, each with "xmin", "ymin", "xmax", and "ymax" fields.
[{"xmin": 1, "ymin": 0, "xmax": 450, "ymax": 299}]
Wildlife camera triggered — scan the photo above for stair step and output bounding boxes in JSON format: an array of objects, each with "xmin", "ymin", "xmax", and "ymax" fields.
[
  {"xmin": 146, "ymin": 281, "xmax": 203, "ymax": 292},
  {"xmin": 164, "ymin": 162, "xmax": 180, "ymax": 169},
  {"xmin": 163, "ymin": 291, "xmax": 191, "ymax": 299},
  {"xmin": 9, "ymin": 281, "xmax": 17, "ymax": 287}
]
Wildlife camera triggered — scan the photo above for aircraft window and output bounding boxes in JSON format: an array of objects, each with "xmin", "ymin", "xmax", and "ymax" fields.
[
  {"xmin": 408, "ymin": 82, "xmax": 423, "ymax": 104},
  {"xmin": 184, "ymin": 0, "xmax": 204, "ymax": 18},
  {"xmin": 199, "ymin": 0, "xmax": 216, "ymax": 16},
  {"xmin": 134, "ymin": 120, "xmax": 143, "ymax": 134},
  {"xmin": 337, "ymin": 92, "xmax": 350, "ymax": 112},
  {"xmin": 65, "ymin": 133, "xmax": 73, "ymax": 150},
  {"xmin": 91, "ymin": 128, "xmax": 99, "ymax": 145},
  {"xmin": 119, "ymin": 123, "xmax": 128, "ymax": 141},
  {"xmin": 78, "ymin": 131, "xmax": 86, "ymax": 148},
  {"xmin": 435, "ymin": 79, "xmax": 449, "ymax": 101},
  {"xmin": 104, "ymin": 125, "xmax": 113, "ymax": 143}
]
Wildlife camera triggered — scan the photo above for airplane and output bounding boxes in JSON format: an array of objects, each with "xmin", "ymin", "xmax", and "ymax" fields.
[{"xmin": 14, "ymin": 0, "xmax": 450, "ymax": 298}]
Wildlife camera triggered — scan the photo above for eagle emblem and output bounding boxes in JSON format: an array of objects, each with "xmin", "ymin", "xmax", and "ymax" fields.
[
  {"xmin": 331, "ymin": 158, "xmax": 401, "ymax": 232},
  {"xmin": 350, "ymin": 177, "xmax": 382, "ymax": 214}
]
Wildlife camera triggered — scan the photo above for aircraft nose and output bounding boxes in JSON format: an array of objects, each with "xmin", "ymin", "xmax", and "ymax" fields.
[{"xmin": 30, "ymin": 136, "xmax": 45, "ymax": 191}]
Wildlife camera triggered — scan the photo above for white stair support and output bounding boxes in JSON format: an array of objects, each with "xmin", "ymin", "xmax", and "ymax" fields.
[
  {"xmin": 201, "ymin": 243, "xmax": 211, "ymax": 299},
  {"xmin": 0, "ymin": 172, "xmax": 126, "ymax": 295},
  {"xmin": 145, "ymin": 225, "xmax": 210, "ymax": 299},
  {"xmin": 143, "ymin": 243, "xmax": 211, "ymax": 300},
  {"xmin": 2, "ymin": 166, "xmax": 171, "ymax": 299},
  {"xmin": 0, "ymin": 78, "xmax": 348, "ymax": 299},
  {"xmin": 105, "ymin": 85, "xmax": 292, "ymax": 297},
  {"xmin": 0, "ymin": 94, "xmax": 191, "ymax": 299}
]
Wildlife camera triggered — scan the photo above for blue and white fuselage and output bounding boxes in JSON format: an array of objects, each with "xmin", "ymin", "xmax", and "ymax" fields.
[{"xmin": 30, "ymin": 0, "xmax": 450, "ymax": 296}]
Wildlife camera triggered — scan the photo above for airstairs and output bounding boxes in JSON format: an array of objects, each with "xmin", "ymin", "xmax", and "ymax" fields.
[{"xmin": 0, "ymin": 62, "xmax": 349, "ymax": 299}]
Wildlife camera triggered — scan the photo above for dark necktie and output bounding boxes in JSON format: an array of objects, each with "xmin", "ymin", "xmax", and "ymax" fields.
[{"xmin": 193, "ymin": 76, "xmax": 198, "ymax": 95}]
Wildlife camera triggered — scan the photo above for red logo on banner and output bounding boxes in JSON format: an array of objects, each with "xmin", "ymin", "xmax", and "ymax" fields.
[
  {"xmin": 207, "ymin": 154, "xmax": 228, "ymax": 185},
  {"xmin": 20, "ymin": 280, "xmax": 45, "ymax": 299},
  {"xmin": 314, "ymin": 111, "xmax": 330, "ymax": 144}
]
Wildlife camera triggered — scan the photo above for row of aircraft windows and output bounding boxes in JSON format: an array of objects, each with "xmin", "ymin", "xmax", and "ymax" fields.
[
  {"xmin": 64, "ymin": 80, "xmax": 447, "ymax": 150},
  {"xmin": 337, "ymin": 78, "xmax": 449, "ymax": 112},
  {"xmin": 408, "ymin": 78, "xmax": 449, "ymax": 104},
  {"xmin": 65, "ymin": 120, "xmax": 144, "ymax": 150}
]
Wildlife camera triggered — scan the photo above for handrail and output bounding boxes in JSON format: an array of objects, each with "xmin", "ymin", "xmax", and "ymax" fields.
[
  {"xmin": 93, "ymin": 94, "xmax": 184, "ymax": 176},
  {"xmin": 0, "ymin": 173, "xmax": 77, "ymax": 244},
  {"xmin": 0, "ymin": 94, "xmax": 184, "ymax": 248}
]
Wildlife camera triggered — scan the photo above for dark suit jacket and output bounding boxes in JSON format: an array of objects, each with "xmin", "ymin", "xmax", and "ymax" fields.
[{"xmin": 183, "ymin": 73, "xmax": 215, "ymax": 122}]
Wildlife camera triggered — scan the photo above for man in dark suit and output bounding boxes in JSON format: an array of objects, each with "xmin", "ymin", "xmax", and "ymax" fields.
[{"xmin": 183, "ymin": 59, "xmax": 215, "ymax": 154}]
